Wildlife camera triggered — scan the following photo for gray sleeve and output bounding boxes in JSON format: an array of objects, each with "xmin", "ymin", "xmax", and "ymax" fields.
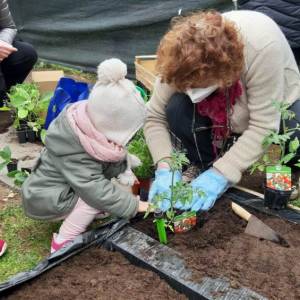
[
  {"xmin": 53, "ymin": 153, "xmax": 139, "ymax": 219},
  {"xmin": 0, "ymin": 0, "xmax": 17, "ymax": 44}
]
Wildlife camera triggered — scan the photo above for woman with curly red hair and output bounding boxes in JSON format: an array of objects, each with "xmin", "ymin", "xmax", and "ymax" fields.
[{"xmin": 145, "ymin": 10, "xmax": 300, "ymax": 211}]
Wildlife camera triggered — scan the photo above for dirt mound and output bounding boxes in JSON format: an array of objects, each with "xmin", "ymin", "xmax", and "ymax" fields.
[
  {"xmin": 4, "ymin": 247, "xmax": 185, "ymax": 300},
  {"xmin": 134, "ymin": 198, "xmax": 300, "ymax": 299}
]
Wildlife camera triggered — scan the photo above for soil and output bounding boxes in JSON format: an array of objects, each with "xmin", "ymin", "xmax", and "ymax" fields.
[
  {"xmin": 0, "ymin": 181, "xmax": 19, "ymax": 211},
  {"xmin": 239, "ymin": 170, "xmax": 265, "ymax": 194},
  {"xmin": 4, "ymin": 247, "xmax": 186, "ymax": 300},
  {"xmin": 133, "ymin": 198, "xmax": 300, "ymax": 300}
]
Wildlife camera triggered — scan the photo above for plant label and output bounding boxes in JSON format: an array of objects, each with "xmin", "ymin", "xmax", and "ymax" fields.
[{"xmin": 266, "ymin": 165, "xmax": 291, "ymax": 191}]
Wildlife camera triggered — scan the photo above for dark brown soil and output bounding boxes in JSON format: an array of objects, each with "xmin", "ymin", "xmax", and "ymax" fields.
[
  {"xmin": 239, "ymin": 170, "xmax": 265, "ymax": 193},
  {"xmin": 133, "ymin": 198, "xmax": 300, "ymax": 300},
  {"xmin": 4, "ymin": 247, "xmax": 186, "ymax": 300}
]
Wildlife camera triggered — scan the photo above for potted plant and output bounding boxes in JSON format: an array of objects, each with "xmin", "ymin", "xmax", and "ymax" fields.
[
  {"xmin": 128, "ymin": 130, "xmax": 154, "ymax": 200},
  {"xmin": 0, "ymin": 146, "xmax": 18, "ymax": 173},
  {"xmin": 7, "ymin": 169, "xmax": 29, "ymax": 186},
  {"xmin": 0, "ymin": 83, "xmax": 51, "ymax": 143},
  {"xmin": 251, "ymin": 101, "xmax": 300, "ymax": 209},
  {"xmin": 145, "ymin": 151, "xmax": 204, "ymax": 243}
]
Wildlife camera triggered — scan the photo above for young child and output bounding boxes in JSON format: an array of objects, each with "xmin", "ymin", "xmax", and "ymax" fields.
[{"xmin": 21, "ymin": 58, "xmax": 149, "ymax": 253}]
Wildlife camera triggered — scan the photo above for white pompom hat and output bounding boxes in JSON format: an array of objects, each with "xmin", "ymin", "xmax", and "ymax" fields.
[{"xmin": 87, "ymin": 58, "xmax": 147, "ymax": 146}]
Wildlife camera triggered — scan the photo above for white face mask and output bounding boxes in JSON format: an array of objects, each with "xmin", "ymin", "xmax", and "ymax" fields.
[{"xmin": 186, "ymin": 85, "xmax": 218, "ymax": 103}]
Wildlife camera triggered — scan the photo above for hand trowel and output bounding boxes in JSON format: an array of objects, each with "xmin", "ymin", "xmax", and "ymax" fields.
[{"xmin": 231, "ymin": 202, "xmax": 289, "ymax": 247}]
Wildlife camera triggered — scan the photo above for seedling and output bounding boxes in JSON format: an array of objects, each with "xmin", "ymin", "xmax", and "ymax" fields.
[
  {"xmin": 7, "ymin": 170, "xmax": 29, "ymax": 187},
  {"xmin": 127, "ymin": 130, "xmax": 154, "ymax": 179},
  {"xmin": 0, "ymin": 146, "xmax": 13, "ymax": 171},
  {"xmin": 251, "ymin": 101, "xmax": 300, "ymax": 175},
  {"xmin": 0, "ymin": 146, "xmax": 18, "ymax": 172},
  {"xmin": 145, "ymin": 151, "xmax": 204, "ymax": 242},
  {"xmin": 0, "ymin": 83, "xmax": 51, "ymax": 143},
  {"xmin": 250, "ymin": 101, "xmax": 300, "ymax": 208}
]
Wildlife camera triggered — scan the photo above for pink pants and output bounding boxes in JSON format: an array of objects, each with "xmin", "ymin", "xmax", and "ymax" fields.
[{"xmin": 58, "ymin": 198, "xmax": 101, "ymax": 240}]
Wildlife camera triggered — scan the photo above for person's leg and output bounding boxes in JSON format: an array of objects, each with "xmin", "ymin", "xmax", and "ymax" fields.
[
  {"xmin": 0, "ymin": 66, "xmax": 7, "ymax": 106},
  {"xmin": 51, "ymin": 198, "xmax": 101, "ymax": 253},
  {"xmin": 1, "ymin": 40, "xmax": 38, "ymax": 92},
  {"xmin": 0, "ymin": 41, "xmax": 37, "ymax": 131},
  {"xmin": 284, "ymin": 99, "xmax": 300, "ymax": 167},
  {"xmin": 166, "ymin": 92, "xmax": 215, "ymax": 171},
  {"xmin": 292, "ymin": 47, "xmax": 300, "ymax": 66}
]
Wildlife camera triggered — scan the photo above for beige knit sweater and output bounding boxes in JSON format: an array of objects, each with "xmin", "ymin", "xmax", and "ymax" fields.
[{"xmin": 144, "ymin": 10, "xmax": 300, "ymax": 184}]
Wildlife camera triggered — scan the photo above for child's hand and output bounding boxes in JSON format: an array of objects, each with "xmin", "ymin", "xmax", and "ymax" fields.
[{"xmin": 138, "ymin": 200, "xmax": 150, "ymax": 212}]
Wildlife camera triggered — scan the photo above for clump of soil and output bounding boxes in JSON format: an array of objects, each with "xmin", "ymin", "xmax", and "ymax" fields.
[
  {"xmin": 4, "ymin": 247, "xmax": 186, "ymax": 300},
  {"xmin": 133, "ymin": 198, "xmax": 300, "ymax": 300}
]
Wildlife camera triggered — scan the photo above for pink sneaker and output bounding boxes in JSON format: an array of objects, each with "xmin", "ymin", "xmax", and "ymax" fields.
[
  {"xmin": 50, "ymin": 233, "xmax": 72, "ymax": 254},
  {"xmin": 0, "ymin": 239, "xmax": 7, "ymax": 256}
]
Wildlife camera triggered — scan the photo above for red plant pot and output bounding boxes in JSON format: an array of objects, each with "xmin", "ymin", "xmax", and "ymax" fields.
[{"xmin": 132, "ymin": 178, "xmax": 152, "ymax": 200}]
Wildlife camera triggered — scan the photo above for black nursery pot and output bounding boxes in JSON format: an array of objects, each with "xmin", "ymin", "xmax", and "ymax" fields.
[
  {"xmin": 21, "ymin": 167, "xmax": 32, "ymax": 174},
  {"xmin": 7, "ymin": 159, "xmax": 18, "ymax": 173},
  {"xmin": 264, "ymin": 186, "xmax": 292, "ymax": 210},
  {"xmin": 26, "ymin": 129, "xmax": 36, "ymax": 143},
  {"xmin": 16, "ymin": 127, "xmax": 27, "ymax": 144}
]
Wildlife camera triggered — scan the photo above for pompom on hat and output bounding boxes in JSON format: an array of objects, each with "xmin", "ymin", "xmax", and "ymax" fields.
[{"xmin": 87, "ymin": 58, "xmax": 147, "ymax": 146}]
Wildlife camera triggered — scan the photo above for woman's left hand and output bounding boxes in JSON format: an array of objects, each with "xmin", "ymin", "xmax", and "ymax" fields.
[{"xmin": 176, "ymin": 168, "xmax": 229, "ymax": 211}]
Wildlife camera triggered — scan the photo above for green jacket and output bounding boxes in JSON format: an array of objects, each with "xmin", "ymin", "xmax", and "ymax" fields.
[{"xmin": 22, "ymin": 109, "xmax": 139, "ymax": 220}]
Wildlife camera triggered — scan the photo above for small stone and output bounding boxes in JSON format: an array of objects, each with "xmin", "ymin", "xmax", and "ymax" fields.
[
  {"xmin": 2, "ymin": 198, "xmax": 8, "ymax": 202},
  {"xmin": 90, "ymin": 279, "xmax": 97, "ymax": 287},
  {"xmin": 7, "ymin": 192, "xmax": 15, "ymax": 198}
]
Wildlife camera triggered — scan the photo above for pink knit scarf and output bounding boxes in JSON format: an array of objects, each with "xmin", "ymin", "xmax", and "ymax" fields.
[
  {"xmin": 67, "ymin": 101, "xmax": 126, "ymax": 162},
  {"xmin": 197, "ymin": 81, "xmax": 242, "ymax": 154}
]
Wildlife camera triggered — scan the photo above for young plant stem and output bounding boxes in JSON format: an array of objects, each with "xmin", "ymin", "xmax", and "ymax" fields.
[
  {"xmin": 169, "ymin": 170, "xmax": 175, "ymax": 224},
  {"xmin": 281, "ymin": 118, "xmax": 286, "ymax": 162}
]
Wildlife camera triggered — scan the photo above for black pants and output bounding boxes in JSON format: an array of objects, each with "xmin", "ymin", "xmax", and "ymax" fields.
[
  {"xmin": 292, "ymin": 47, "xmax": 300, "ymax": 66},
  {"xmin": 0, "ymin": 40, "xmax": 38, "ymax": 106},
  {"xmin": 166, "ymin": 93, "xmax": 300, "ymax": 171}
]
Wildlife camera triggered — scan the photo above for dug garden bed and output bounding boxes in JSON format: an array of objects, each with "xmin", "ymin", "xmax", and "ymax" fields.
[
  {"xmin": 132, "ymin": 198, "xmax": 300, "ymax": 300},
  {"xmin": 4, "ymin": 247, "xmax": 185, "ymax": 300}
]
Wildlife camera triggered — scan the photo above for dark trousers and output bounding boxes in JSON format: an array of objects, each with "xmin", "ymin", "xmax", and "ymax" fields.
[
  {"xmin": 0, "ymin": 40, "xmax": 38, "ymax": 106},
  {"xmin": 292, "ymin": 47, "xmax": 300, "ymax": 66},
  {"xmin": 166, "ymin": 93, "xmax": 300, "ymax": 171}
]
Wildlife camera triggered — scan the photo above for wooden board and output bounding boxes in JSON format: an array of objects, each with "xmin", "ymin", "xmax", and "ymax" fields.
[{"xmin": 135, "ymin": 55, "xmax": 157, "ymax": 92}]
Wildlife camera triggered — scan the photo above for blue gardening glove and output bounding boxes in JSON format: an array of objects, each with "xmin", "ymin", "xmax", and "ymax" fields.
[
  {"xmin": 148, "ymin": 168, "xmax": 182, "ymax": 211},
  {"xmin": 189, "ymin": 168, "xmax": 229, "ymax": 211}
]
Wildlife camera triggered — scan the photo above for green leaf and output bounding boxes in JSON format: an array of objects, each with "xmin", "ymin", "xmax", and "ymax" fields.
[
  {"xmin": 262, "ymin": 154, "xmax": 270, "ymax": 163},
  {"xmin": 258, "ymin": 164, "xmax": 265, "ymax": 172},
  {"xmin": 40, "ymin": 129, "xmax": 47, "ymax": 144},
  {"xmin": 27, "ymin": 102, "xmax": 35, "ymax": 111},
  {"xmin": 18, "ymin": 108, "xmax": 28, "ymax": 119},
  {"xmin": 0, "ymin": 146, "xmax": 11, "ymax": 161},
  {"xmin": 166, "ymin": 210, "xmax": 174, "ymax": 221},
  {"xmin": 280, "ymin": 153, "xmax": 295, "ymax": 164},
  {"xmin": 7, "ymin": 170, "xmax": 19, "ymax": 178},
  {"xmin": 289, "ymin": 137, "xmax": 300, "ymax": 153},
  {"xmin": 0, "ymin": 162, "xmax": 7, "ymax": 171}
]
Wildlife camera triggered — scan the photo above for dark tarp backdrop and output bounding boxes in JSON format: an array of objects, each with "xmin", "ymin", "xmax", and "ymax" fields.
[{"xmin": 7, "ymin": 0, "xmax": 233, "ymax": 75}]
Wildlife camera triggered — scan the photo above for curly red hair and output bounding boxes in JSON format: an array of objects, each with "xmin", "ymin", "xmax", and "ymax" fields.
[{"xmin": 156, "ymin": 10, "xmax": 244, "ymax": 91}]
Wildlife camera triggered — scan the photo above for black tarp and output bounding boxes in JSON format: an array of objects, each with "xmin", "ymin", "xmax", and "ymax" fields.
[{"xmin": 7, "ymin": 0, "xmax": 233, "ymax": 74}]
